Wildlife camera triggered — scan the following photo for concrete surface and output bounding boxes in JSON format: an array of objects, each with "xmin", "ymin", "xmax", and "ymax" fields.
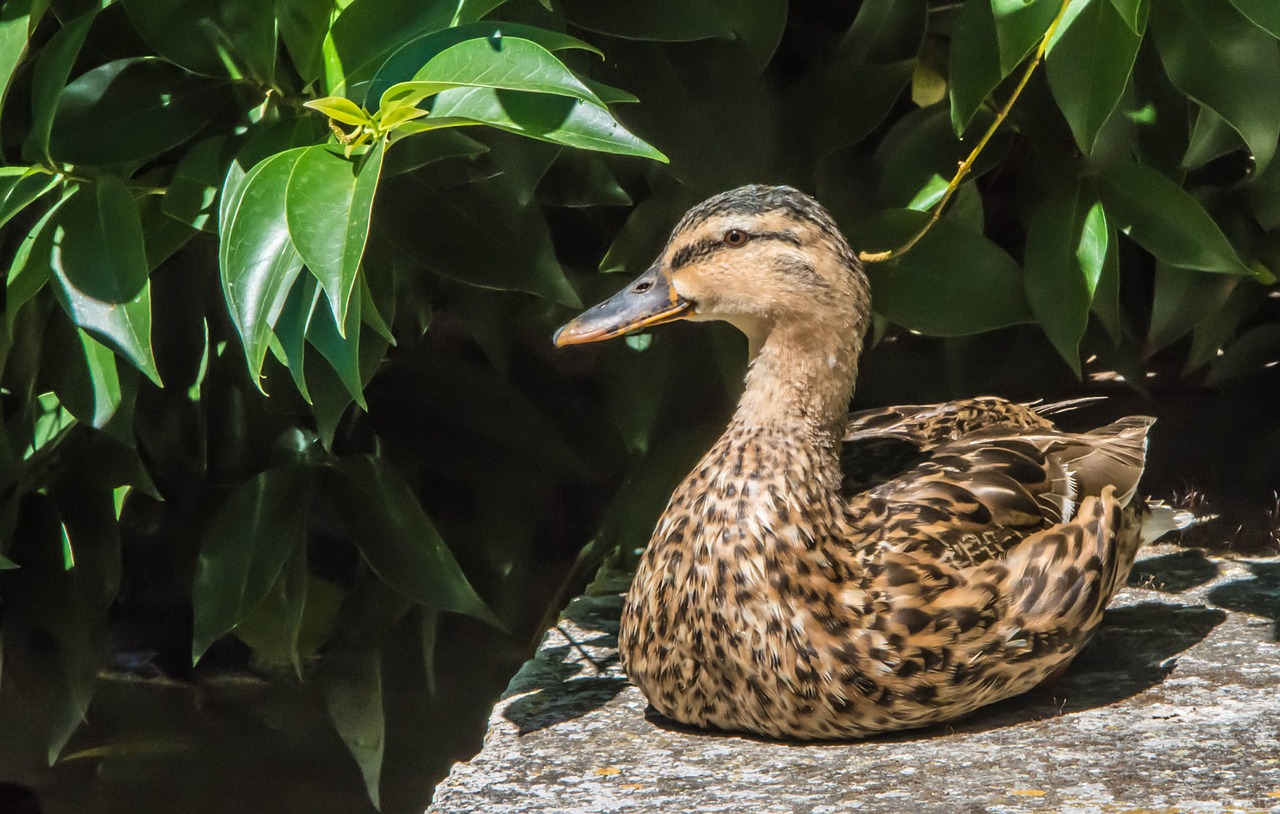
[{"xmin": 428, "ymin": 545, "xmax": 1280, "ymax": 814}]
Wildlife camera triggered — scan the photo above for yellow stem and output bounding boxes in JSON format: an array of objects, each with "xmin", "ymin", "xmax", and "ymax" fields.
[{"xmin": 859, "ymin": 0, "xmax": 1073, "ymax": 264}]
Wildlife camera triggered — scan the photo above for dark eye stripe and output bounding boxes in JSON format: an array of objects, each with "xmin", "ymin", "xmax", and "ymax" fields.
[{"xmin": 669, "ymin": 230, "xmax": 801, "ymax": 270}]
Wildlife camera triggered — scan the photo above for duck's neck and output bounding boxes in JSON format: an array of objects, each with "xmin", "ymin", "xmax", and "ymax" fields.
[{"xmin": 731, "ymin": 313, "xmax": 864, "ymax": 441}]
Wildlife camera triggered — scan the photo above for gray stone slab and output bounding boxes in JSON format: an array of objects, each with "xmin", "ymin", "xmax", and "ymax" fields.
[{"xmin": 429, "ymin": 546, "xmax": 1280, "ymax": 814}]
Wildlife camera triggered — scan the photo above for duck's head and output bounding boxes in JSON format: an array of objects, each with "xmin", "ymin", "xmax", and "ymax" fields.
[{"xmin": 554, "ymin": 185, "xmax": 870, "ymax": 355}]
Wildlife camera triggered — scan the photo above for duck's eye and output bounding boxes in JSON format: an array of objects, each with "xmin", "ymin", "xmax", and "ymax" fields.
[
  {"xmin": 723, "ymin": 229, "xmax": 749, "ymax": 247},
  {"xmin": 634, "ymin": 279, "xmax": 653, "ymax": 293}
]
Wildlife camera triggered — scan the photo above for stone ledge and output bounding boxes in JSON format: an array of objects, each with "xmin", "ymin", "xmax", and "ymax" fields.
[{"xmin": 428, "ymin": 546, "xmax": 1280, "ymax": 814}]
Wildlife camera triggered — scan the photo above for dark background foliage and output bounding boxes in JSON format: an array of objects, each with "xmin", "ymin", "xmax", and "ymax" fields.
[{"xmin": 1, "ymin": 0, "xmax": 1278, "ymax": 812}]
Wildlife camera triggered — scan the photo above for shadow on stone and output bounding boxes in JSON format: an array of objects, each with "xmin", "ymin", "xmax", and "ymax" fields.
[
  {"xmin": 1207, "ymin": 562, "xmax": 1280, "ymax": 639},
  {"xmin": 1128, "ymin": 549, "xmax": 1220, "ymax": 593},
  {"xmin": 643, "ymin": 600, "xmax": 1226, "ymax": 745}
]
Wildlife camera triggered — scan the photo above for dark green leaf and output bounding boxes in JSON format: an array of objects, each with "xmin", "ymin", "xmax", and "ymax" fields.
[
  {"xmin": 1107, "ymin": 0, "xmax": 1149, "ymax": 32},
  {"xmin": 949, "ymin": 0, "xmax": 1003, "ymax": 135},
  {"xmin": 49, "ymin": 57, "xmax": 230, "ymax": 166},
  {"xmin": 5, "ymin": 187, "xmax": 72, "ymax": 323},
  {"xmin": 991, "ymin": 0, "xmax": 1059, "ymax": 75},
  {"xmin": 857, "ymin": 210, "xmax": 1032, "ymax": 335},
  {"xmin": 381, "ymin": 129, "xmax": 488, "ymax": 177},
  {"xmin": 285, "ymin": 141, "xmax": 384, "ymax": 329},
  {"xmin": 121, "ymin": 0, "xmax": 276, "ymax": 81},
  {"xmin": 1187, "ymin": 279, "xmax": 1264, "ymax": 371},
  {"xmin": 0, "ymin": 0, "xmax": 39, "ymax": 131},
  {"xmin": 305, "ymin": 281, "xmax": 365, "ymax": 408},
  {"xmin": 191, "ymin": 465, "xmax": 313, "ymax": 663},
  {"xmin": 1047, "ymin": 0, "xmax": 1144, "ymax": 154},
  {"xmin": 0, "ymin": 167, "xmax": 58, "ymax": 231},
  {"xmin": 230, "ymin": 540, "xmax": 309, "ymax": 676},
  {"xmin": 322, "ymin": 648, "xmax": 384, "ymax": 809},
  {"xmin": 326, "ymin": 456, "xmax": 499, "ymax": 625},
  {"xmin": 219, "ymin": 148, "xmax": 308, "ymax": 384},
  {"xmin": 1205, "ymin": 324, "xmax": 1280, "ymax": 385},
  {"xmin": 163, "ymin": 136, "xmax": 238, "ymax": 232},
  {"xmin": 275, "ymin": 0, "xmax": 335, "ymax": 84},
  {"xmin": 327, "ymin": 0, "xmax": 458, "ymax": 97},
  {"xmin": 1152, "ymin": 0, "xmax": 1280, "ymax": 171},
  {"xmin": 23, "ymin": 8, "xmax": 97, "ymax": 162},
  {"xmin": 48, "ymin": 183, "xmax": 161, "ymax": 385},
  {"xmin": 1096, "ymin": 162, "xmax": 1252, "ymax": 275},
  {"xmin": 1228, "ymin": 0, "xmax": 1280, "ymax": 38},
  {"xmin": 51, "ymin": 328, "xmax": 123, "ymax": 429},
  {"xmin": 1148, "ymin": 263, "xmax": 1239, "ymax": 352},
  {"xmin": 1024, "ymin": 187, "xmax": 1108, "ymax": 375},
  {"xmin": 1183, "ymin": 105, "xmax": 1246, "ymax": 170},
  {"xmin": 1090, "ymin": 225, "xmax": 1123, "ymax": 343},
  {"xmin": 272, "ymin": 273, "xmax": 320, "ymax": 402}
]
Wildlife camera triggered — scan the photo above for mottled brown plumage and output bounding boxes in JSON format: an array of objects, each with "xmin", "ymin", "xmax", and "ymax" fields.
[{"xmin": 556, "ymin": 185, "xmax": 1179, "ymax": 740}]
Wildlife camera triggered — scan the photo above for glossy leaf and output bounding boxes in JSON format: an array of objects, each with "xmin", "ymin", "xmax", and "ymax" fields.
[
  {"xmin": 1047, "ymin": 0, "xmax": 1144, "ymax": 154},
  {"xmin": 0, "ymin": 168, "xmax": 58, "ymax": 231},
  {"xmin": 305, "ymin": 96, "xmax": 370, "ymax": 126},
  {"xmin": 949, "ymin": 0, "xmax": 1003, "ymax": 135},
  {"xmin": 285, "ymin": 140, "xmax": 384, "ymax": 329},
  {"xmin": 1151, "ymin": 0, "xmax": 1280, "ymax": 172},
  {"xmin": 163, "ymin": 136, "xmax": 238, "ymax": 233},
  {"xmin": 192, "ymin": 465, "xmax": 313, "ymax": 662},
  {"xmin": 0, "ymin": 0, "xmax": 37, "ymax": 130},
  {"xmin": 60, "ymin": 329, "xmax": 123, "ymax": 429},
  {"xmin": 326, "ymin": 456, "xmax": 499, "ymax": 625},
  {"xmin": 50, "ymin": 58, "xmax": 230, "ymax": 166},
  {"xmin": 23, "ymin": 8, "xmax": 97, "ymax": 162},
  {"xmin": 362, "ymin": 22, "xmax": 603, "ymax": 108},
  {"xmin": 1228, "ymin": 0, "xmax": 1280, "ymax": 38},
  {"xmin": 428, "ymin": 87, "xmax": 666, "ymax": 161},
  {"xmin": 326, "ymin": 0, "xmax": 459, "ymax": 97},
  {"xmin": 1024, "ymin": 189, "xmax": 1108, "ymax": 374},
  {"xmin": 857, "ymin": 211, "xmax": 1033, "ymax": 335},
  {"xmin": 48, "ymin": 183, "xmax": 161, "ymax": 385},
  {"xmin": 121, "ymin": 0, "xmax": 276, "ymax": 81},
  {"xmin": 1097, "ymin": 162, "xmax": 1252, "ymax": 275},
  {"xmin": 219, "ymin": 148, "xmax": 308, "ymax": 384},
  {"xmin": 991, "ymin": 0, "xmax": 1059, "ymax": 74}
]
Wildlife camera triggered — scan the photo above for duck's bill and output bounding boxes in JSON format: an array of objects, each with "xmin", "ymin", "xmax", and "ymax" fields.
[{"xmin": 553, "ymin": 265, "xmax": 692, "ymax": 347}]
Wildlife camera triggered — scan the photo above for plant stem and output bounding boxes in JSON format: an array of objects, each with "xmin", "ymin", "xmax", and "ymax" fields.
[{"xmin": 858, "ymin": 0, "xmax": 1073, "ymax": 264}]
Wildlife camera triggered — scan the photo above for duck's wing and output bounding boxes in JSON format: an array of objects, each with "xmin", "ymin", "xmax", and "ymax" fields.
[
  {"xmin": 844, "ymin": 414, "xmax": 1153, "ymax": 567},
  {"xmin": 841, "ymin": 397, "xmax": 1068, "ymax": 495}
]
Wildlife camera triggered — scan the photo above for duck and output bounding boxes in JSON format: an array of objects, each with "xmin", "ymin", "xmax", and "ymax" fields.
[{"xmin": 553, "ymin": 184, "xmax": 1183, "ymax": 740}]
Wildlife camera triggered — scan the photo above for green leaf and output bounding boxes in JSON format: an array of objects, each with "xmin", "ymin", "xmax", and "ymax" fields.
[
  {"xmin": 1151, "ymin": 0, "xmax": 1280, "ymax": 172},
  {"xmin": 326, "ymin": 456, "xmax": 499, "ymax": 625},
  {"xmin": 285, "ymin": 140, "xmax": 384, "ymax": 330},
  {"xmin": 991, "ymin": 0, "xmax": 1059, "ymax": 75},
  {"xmin": 1107, "ymin": 0, "xmax": 1149, "ymax": 32},
  {"xmin": 191, "ymin": 465, "xmax": 313, "ymax": 663},
  {"xmin": 1096, "ymin": 162, "xmax": 1253, "ymax": 275},
  {"xmin": 1205, "ymin": 324, "xmax": 1280, "ymax": 386},
  {"xmin": 274, "ymin": 273, "xmax": 321, "ymax": 402},
  {"xmin": 23, "ymin": 8, "xmax": 97, "ymax": 162},
  {"xmin": 1024, "ymin": 188, "xmax": 1108, "ymax": 375},
  {"xmin": 5, "ymin": 185, "xmax": 73, "ymax": 324},
  {"xmin": 49, "ymin": 57, "xmax": 231, "ymax": 166},
  {"xmin": 305, "ymin": 280, "xmax": 365, "ymax": 408},
  {"xmin": 382, "ymin": 129, "xmax": 487, "ymax": 177},
  {"xmin": 56, "ymin": 329, "xmax": 123, "ymax": 429},
  {"xmin": 857, "ymin": 210, "xmax": 1033, "ymax": 335},
  {"xmin": 1090, "ymin": 225, "xmax": 1123, "ymax": 343},
  {"xmin": 322, "ymin": 648, "xmax": 384, "ymax": 809},
  {"xmin": 48, "ymin": 183, "xmax": 161, "ymax": 385},
  {"xmin": 219, "ymin": 148, "xmax": 308, "ymax": 384},
  {"xmin": 1047, "ymin": 0, "xmax": 1144, "ymax": 154},
  {"xmin": 1148, "ymin": 263, "xmax": 1239, "ymax": 352},
  {"xmin": 1183, "ymin": 105, "xmax": 1246, "ymax": 170},
  {"xmin": 121, "ymin": 0, "xmax": 276, "ymax": 82},
  {"xmin": 0, "ymin": 167, "xmax": 58, "ymax": 231},
  {"xmin": 304, "ymin": 96, "xmax": 370, "ymax": 126},
  {"xmin": 231, "ymin": 543, "xmax": 309, "ymax": 676},
  {"xmin": 382, "ymin": 36, "xmax": 605, "ymax": 111},
  {"xmin": 1227, "ymin": 0, "xmax": 1280, "ymax": 38},
  {"xmin": 0, "ymin": 0, "xmax": 38, "ymax": 132},
  {"xmin": 949, "ymin": 0, "xmax": 1003, "ymax": 135},
  {"xmin": 326, "ymin": 0, "xmax": 459, "ymax": 97},
  {"xmin": 163, "ymin": 136, "xmax": 238, "ymax": 233},
  {"xmin": 361, "ymin": 22, "xmax": 603, "ymax": 108},
  {"xmin": 428, "ymin": 87, "xmax": 666, "ymax": 161},
  {"xmin": 275, "ymin": 0, "xmax": 335, "ymax": 83}
]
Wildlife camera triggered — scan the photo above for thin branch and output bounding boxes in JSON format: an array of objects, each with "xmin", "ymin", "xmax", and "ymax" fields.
[{"xmin": 859, "ymin": 0, "xmax": 1073, "ymax": 264}]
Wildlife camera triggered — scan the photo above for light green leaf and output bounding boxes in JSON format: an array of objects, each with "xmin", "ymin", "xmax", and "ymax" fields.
[
  {"xmin": 23, "ymin": 8, "xmax": 97, "ymax": 162},
  {"xmin": 0, "ymin": 167, "xmax": 58, "ymax": 231},
  {"xmin": 1151, "ymin": 0, "xmax": 1280, "ymax": 172},
  {"xmin": 326, "ymin": 456, "xmax": 499, "ymax": 625},
  {"xmin": 285, "ymin": 140, "xmax": 384, "ymax": 330},
  {"xmin": 72, "ymin": 329, "xmax": 123, "ymax": 429},
  {"xmin": 1047, "ymin": 0, "xmax": 1144, "ymax": 154},
  {"xmin": 0, "ymin": 0, "xmax": 39, "ymax": 132},
  {"xmin": 428, "ymin": 86, "xmax": 666, "ymax": 161},
  {"xmin": 1096, "ymin": 162, "xmax": 1252, "ymax": 275},
  {"xmin": 49, "ymin": 57, "xmax": 230, "ymax": 166},
  {"xmin": 192, "ymin": 465, "xmax": 313, "ymax": 663},
  {"xmin": 219, "ymin": 148, "xmax": 309, "ymax": 384},
  {"xmin": 991, "ymin": 0, "xmax": 1059, "ymax": 74},
  {"xmin": 856, "ymin": 210, "xmax": 1033, "ymax": 335},
  {"xmin": 48, "ymin": 182, "xmax": 161, "ymax": 385},
  {"xmin": 1024, "ymin": 188, "xmax": 1108, "ymax": 375},
  {"xmin": 304, "ymin": 96, "xmax": 370, "ymax": 126}
]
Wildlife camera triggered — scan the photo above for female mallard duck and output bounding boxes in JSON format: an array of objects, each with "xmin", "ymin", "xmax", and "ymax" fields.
[{"xmin": 555, "ymin": 184, "xmax": 1181, "ymax": 740}]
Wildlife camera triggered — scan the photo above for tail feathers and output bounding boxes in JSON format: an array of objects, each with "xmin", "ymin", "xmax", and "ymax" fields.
[{"xmin": 1141, "ymin": 500, "xmax": 1204, "ymax": 542}]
